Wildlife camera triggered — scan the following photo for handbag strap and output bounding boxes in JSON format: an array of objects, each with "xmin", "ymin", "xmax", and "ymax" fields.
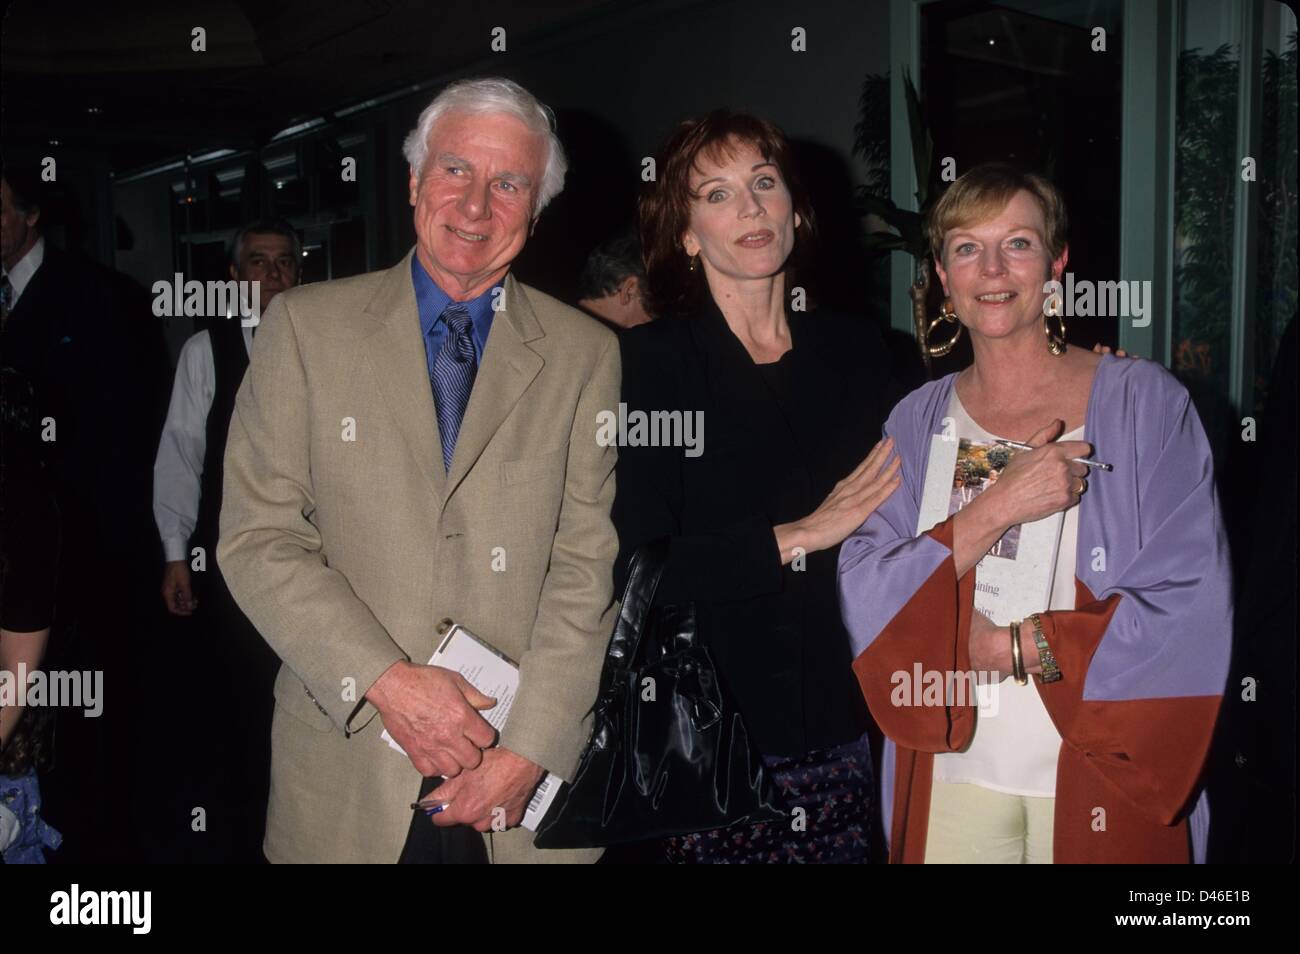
[{"xmin": 605, "ymin": 538, "xmax": 670, "ymax": 676}]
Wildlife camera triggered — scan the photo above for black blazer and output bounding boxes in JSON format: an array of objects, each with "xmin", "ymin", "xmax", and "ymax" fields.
[
  {"xmin": 612, "ymin": 298, "xmax": 896, "ymax": 756},
  {"xmin": 0, "ymin": 247, "xmax": 166, "ymax": 565}
]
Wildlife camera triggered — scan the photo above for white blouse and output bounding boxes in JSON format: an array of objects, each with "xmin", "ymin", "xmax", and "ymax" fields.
[{"xmin": 931, "ymin": 390, "xmax": 1082, "ymax": 798}]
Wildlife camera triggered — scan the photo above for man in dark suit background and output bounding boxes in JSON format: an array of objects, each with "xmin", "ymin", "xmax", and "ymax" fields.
[{"xmin": 1, "ymin": 167, "xmax": 168, "ymax": 862}]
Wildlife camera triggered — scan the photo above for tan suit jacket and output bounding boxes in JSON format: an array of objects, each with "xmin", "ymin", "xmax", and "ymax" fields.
[{"xmin": 218, "ymin": 248, "xmax": 617, "ymax": 863}]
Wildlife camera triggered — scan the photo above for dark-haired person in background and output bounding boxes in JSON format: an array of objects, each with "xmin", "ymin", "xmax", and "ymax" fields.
[
  {"xmin": 576, "ymin": 229, "xmax": 654, "ymax": 331},
  {"xmin": 151, "ymin": 219, "xmax": 302, "ymax": 861},
  {"xmin": 1, "ymin": 167, "xmax": 167, "ymax": 862},
  {"xmin": 613, "ymin": 112, "xmax": 902, "ymax": 863}
]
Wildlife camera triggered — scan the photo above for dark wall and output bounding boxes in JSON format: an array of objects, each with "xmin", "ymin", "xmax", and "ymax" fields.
[{"xmin": 111, "ymin": 0, "xmax": 892, "ymax": 347}]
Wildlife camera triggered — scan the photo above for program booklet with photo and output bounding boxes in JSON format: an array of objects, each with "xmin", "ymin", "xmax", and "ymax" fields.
[
  {"xmin": 916, "ymin": 434, "xmax": 1065, "ymax": 628},
  {"xmin": 381, "ymin": 620, "xmax": 563, "ymax": 831}
]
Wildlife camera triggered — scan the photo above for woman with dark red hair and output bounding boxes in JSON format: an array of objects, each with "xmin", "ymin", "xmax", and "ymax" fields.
[{"xmin": 612, "ymin": 112, "xmax": 901, "ymax": 863}]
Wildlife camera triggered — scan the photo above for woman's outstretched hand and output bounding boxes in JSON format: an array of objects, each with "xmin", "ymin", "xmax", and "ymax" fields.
[{"xmin": 774, "ymin": 437, "xmax": 902, "ymax": 565}]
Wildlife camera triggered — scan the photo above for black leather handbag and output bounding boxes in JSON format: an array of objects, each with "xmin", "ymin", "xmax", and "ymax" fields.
[{"xmin": 533, "ymin": 539, "xmax": 783, "ymax": 849}]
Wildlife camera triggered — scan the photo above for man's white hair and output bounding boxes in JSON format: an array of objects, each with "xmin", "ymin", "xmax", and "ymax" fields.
[{"xmin": 402, "ymin": 77, "xmax": 567, "ymax": 217}]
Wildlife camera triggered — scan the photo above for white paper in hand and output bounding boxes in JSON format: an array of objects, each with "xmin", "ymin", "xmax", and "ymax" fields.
[{"xmin": 380, "ymin": 621, "xmax": 562, "ymax": 831}]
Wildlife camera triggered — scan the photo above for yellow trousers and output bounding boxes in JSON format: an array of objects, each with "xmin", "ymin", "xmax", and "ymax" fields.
[{"xmin": 924, "ymin": 781, "xmax": 1055, "ymax": 864}]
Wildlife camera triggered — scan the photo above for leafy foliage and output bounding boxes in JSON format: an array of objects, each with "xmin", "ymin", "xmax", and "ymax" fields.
[
  {"xmin": 1174, "ymin": 42, "xmax": 1240, "ymax": 401},
  {"xmin": 1255, "ymin": 33, "xmax": 1298, "ymax": 407},
  {"xmin": 852, "ymin": 68, "xmax": 934, "ymax": 266},
  {"xmin": 1174, "ymin": 33, "xmax": 1298, "ymax": 417}
]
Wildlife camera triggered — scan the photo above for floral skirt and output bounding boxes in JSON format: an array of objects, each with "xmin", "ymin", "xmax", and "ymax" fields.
[{"xmin": 664, "ymin": 733, "xmax": 875, "ymax": 864}]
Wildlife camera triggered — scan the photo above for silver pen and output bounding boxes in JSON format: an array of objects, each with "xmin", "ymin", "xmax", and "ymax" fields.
[{"xmin": 993, "ymin": 438, "xmax": 1113, "ymax": 472}]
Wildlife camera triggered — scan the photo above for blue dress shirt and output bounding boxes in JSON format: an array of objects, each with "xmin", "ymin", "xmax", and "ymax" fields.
[{"xmin": 411, "ymin": 255, "xmax": 496, "ymax": 377}]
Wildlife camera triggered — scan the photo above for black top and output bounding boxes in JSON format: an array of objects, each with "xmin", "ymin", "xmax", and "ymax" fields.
[
  {"xmin": 0, "ymin": 248, "xmax": 166, "ymax": 566},
  {"xmin": 613, "ymin": 298, "xmax": 898, "ymax": 756},
  {"xmin": 756, "ymin": 348, "xmax": 794, "ymax": 387},
  {"xmin": 0, "ymin": 366, "xmax": 59, "ymax": 631}
]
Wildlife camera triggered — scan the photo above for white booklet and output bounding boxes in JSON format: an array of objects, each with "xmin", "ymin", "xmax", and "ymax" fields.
[
  {"xmin": 381, "ymin": 621, "xmax": 562, "ymax": 832},
  {"xmin": 916, "ymin": 434, "xmax": 1065, "ymax": 627}
]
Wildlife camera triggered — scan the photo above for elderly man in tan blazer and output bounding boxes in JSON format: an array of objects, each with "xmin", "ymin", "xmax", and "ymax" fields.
[{"xmin": 218, "ymin": 77, "xmax": 617, "ymax": 863}]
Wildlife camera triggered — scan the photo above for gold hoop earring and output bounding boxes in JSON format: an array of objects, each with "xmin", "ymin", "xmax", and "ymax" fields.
[
  {"xmin": 1044, "ymin": 295, "xmax": 1067, "ymax": 355},
  {"xmin": 926, "ymin": 298, "xmax": 963, "ymax": 357}
]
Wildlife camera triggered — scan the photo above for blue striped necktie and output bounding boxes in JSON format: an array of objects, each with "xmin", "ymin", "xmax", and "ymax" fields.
[{"xmin": 430, "ymin": 302, "xmax": 477, "ymax": 471}]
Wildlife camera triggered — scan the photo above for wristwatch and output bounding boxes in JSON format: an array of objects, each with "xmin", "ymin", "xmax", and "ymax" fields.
[{"xmin": 1029, "ymin": 613, "xmax": 1061, "ymax": 683}]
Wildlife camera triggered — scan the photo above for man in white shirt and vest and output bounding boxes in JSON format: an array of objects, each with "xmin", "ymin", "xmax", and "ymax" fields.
[{"xmin": 152, "ymin": 218, "xmax": 301, "ymax": 861}]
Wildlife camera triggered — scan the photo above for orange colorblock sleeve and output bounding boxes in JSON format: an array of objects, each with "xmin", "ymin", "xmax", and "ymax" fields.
[{"xmin": 850, "ymin": 517, "xmax": 978, "ymax": 754}]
